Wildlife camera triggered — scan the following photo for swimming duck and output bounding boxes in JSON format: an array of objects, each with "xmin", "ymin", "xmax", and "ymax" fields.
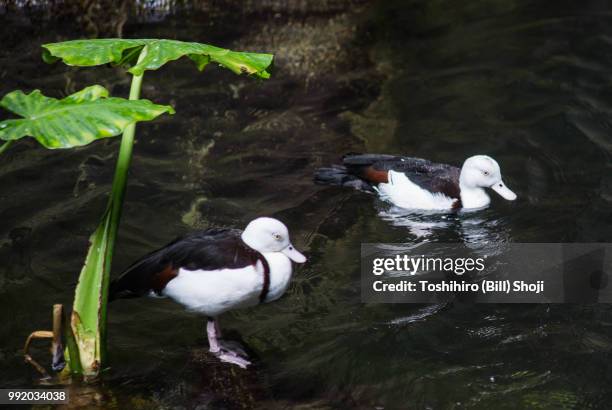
[
  {"xmin": 315, "ymin": 154, "xmax": 517, "ymax": 210},
  {"xmin": 109, "ymin": 217, "xmax": 306, "ymax": 368}
]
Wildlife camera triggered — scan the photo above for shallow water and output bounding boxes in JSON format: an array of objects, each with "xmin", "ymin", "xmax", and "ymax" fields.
[{"xmin": 1, "ymin": 1, "xmax": 612, "ymax": 408}]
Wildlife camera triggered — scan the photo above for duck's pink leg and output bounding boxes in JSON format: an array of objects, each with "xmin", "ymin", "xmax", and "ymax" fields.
[
  {"xmin": 206, "ymin": 317, "xmax": 251, "ymax": 369},
  {"xmin": 206, "ymin": 318, "xmax": 221, "ymax": 352}
]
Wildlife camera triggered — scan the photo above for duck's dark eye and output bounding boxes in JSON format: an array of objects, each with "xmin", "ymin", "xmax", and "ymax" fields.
[
  {"xmin": 273, "ymin": 233, "xmax": 282, "ymax": 241},
  {"xmin": 483, "ymin": 170, "xmax": 490, "ymax": 176}
]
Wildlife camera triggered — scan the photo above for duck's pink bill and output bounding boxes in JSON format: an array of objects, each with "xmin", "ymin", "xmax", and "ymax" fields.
[
  {"xmin": 491, "ymin": 180, "xmax": 517, "ymax": 200},
  {"xmin": 282, "ymin": 244, "xmax": 307, "ymax": 263}
]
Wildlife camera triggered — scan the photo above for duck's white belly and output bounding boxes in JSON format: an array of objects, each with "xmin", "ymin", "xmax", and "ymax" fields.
[
  {"xmin": 376, "ymin": 170, "xmax": 457, "ymax": 210},
  {"xmin": 161, "ymin": 253, "xmax": 293, "ymax": 317}
]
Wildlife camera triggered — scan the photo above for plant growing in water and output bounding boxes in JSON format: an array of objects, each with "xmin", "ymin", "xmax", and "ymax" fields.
[{"xmin": 0, "ymin": 39, "xmax": 273, "ymax": 379}]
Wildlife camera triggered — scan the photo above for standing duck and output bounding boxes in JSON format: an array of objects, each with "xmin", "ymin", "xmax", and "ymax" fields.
[
  {"xmin": 315, "ymin": 154, "xmax": 517, "ymax": 210},
  {"xmin": 109, "ymin": 217, "xmax": 306, "ymax": 368}
]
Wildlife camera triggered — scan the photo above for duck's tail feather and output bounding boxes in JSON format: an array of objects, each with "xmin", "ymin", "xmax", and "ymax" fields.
[
  {"xmin": 108, "ymin": 251, "xmax": 167, "ymax": 302},
  {"xmin": 314, "ymin": 164, "xmax": 376, "ymax": 193},
  {"xmin": 108, "ymin": 279, "xmax": 140, "ymax": 302}
]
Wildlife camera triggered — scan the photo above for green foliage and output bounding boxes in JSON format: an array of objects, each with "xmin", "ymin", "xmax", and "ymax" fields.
[
  {"xmin": 42, "ymin": 39, "xmax": 274, "ymax": 78},
  {"xmin": 0, "ymin": 85, "xmax": 174, "ymax": 149},
  {"xmin": 66, "ymin": 68, "xmax": 147, "ymax": 377},
  {"xmin": 70, "ymin": 206, "xmax": 113, "ymax": 376}
]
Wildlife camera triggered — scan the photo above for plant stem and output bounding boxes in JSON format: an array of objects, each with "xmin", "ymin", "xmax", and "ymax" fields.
[
  {"xmin": 98, "ymin": 53, "xmax": 145, "ymax": 361},
  {"xmin": 106, "ymin": 64, "xmax": 145, "ymax": 250},
  {"xmin": 68, "ymin": 48, "xmax": 148, "ymax": 377},
  {"xmin": 0, "ymin": 140, "xmax": 12, "ymax": 154}
]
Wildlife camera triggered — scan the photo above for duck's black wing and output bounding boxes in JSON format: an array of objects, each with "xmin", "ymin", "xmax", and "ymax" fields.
[
  {"xmin": 315, "ymin": 153, "xmax": 462, "ymax": 199},
  {"xmin": 109, "ymin": 228, "xmax": 261, "ymax": 300}
]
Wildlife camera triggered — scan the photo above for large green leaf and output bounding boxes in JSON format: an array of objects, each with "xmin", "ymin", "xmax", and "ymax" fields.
[
  {"xmin": 42, "ymin": 39, "xmax": 274, "ymax": 78},
  {"xmin": 0, "ymin": 85, "xmax": 174, "ymax": 149},
  {"xmin": 70, "ymin": 205, "xmax": 113, "ymax": 376}
]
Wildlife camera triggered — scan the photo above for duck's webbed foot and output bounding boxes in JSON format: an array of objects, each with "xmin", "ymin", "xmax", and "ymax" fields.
[
  {"xmin": 215, "ymin": 350, "xmax": 251, "ymax": 368},
  {"xmin": 206, "ymin": 318, "xmax": 251, "ymax": 369}
]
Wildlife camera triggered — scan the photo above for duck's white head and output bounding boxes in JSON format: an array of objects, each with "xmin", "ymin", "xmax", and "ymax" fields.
[
  {"xmin": 241, "ymin": 217, "xmax": 307, "ymax": 263},
  {"xmin": 459, "ymin": 155, "xmax": 517, "ymax": 208}
]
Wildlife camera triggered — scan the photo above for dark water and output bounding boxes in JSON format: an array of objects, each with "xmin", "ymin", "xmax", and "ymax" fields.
[{"xmin": 1, "ymin": 1, "xmax": 612, "ymax": 408}]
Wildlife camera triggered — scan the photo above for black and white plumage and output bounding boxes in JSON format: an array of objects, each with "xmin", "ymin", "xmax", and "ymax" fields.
[
  {"xmin": 315, "ymin": 153, "xmax": 517, "ymax": 210},
  {"xmin": 110, "ymin": 228, "xmax": 261, "ymax": 300},
  {"xmin": 110, "ymin": 217, "xmax": 306, "ymax": 368}
]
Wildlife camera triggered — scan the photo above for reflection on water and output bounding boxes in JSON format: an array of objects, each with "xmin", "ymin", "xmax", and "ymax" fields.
[
  {"xmin": 378, "ymin": 203, "xmax": 513, "ymax": 248},
  {"xmin": 1, "ymin": 0, "xmax": 612, "ymax": 408},
  {"xmin": 378, "ymin": 204, "xmax": 455, "ymax": 239}
]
